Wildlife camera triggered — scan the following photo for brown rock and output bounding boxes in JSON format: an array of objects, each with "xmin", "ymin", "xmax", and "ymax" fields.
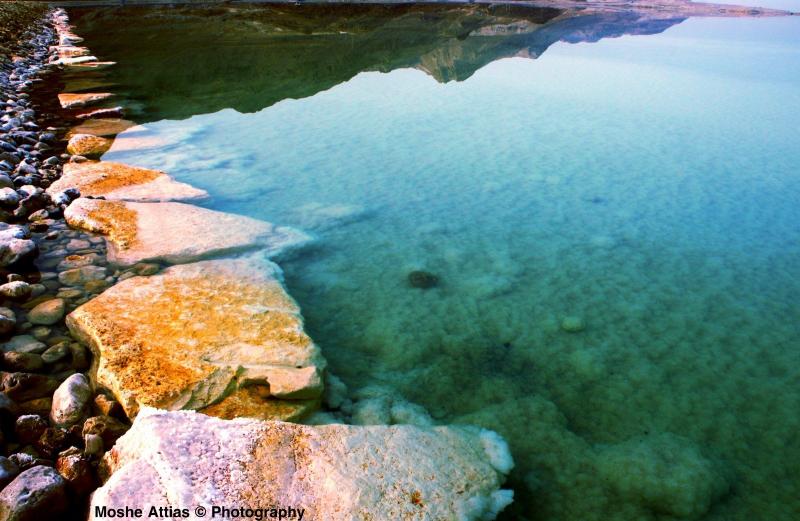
[
  {"xmin": 35, "ymin": 428, "xmax": 70, "ymax": 459},
  {"xmin": 56, "ymin": 447, "xmax": 96, "ymax": 496},
  {"xmin": 17, "ymin": 398, "xmax": 52, "ymax": 418},
  {"xmin": 0, "ymin": 373, "xmax": 59, "ymax": 402},
  {"xmin": 14, "ymin": 415, "xmax": 48, "ymax": 445},
  {"xmin": 93, "ymin": 394, "xmax": 122, "ymax": 418},
  {"xmin": 27, "ymin": 299, "xmax": 66, "ymax": 326},
  {"xmin": 81, "ymin": 416, "xmax": 128, "ymax": 449},
  {"xmin": 1, "ymin": 352, "xmax": 44, "ymax": 373},
  {"xmin": 83, "ymin": 279, "xmax": 109, "ymax": 293}
]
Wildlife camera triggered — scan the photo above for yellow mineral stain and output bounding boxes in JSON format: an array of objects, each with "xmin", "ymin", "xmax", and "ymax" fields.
[{"xmin": 86, "ymin": 201, "xmax": 139, "ymax": 249}]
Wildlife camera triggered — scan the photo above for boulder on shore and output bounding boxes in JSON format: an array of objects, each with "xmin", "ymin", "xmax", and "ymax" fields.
[
  {"xmin": 90, "ymin": 408, "xmax": 514, "ymax": 521},
  {"xmin": 66, "ymin": 134, "xmax": 112, "ymax": 159},
  {"xmin": 66, "ymin": 255, "xmax": 325, "ymax": 421}
]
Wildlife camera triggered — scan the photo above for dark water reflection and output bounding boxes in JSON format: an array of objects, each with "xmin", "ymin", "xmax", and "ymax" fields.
[{"xmin": 67, "ymin": 3, "xmax": 688, "ymax": 122}]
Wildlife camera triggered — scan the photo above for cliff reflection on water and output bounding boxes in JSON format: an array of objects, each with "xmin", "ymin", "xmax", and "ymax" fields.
[{"xmin": 67, "ymin": 3, "xmax": 689, "ymax": 122}]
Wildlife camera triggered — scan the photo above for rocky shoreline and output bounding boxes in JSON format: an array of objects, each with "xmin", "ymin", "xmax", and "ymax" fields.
[
  {"xmin": 0, "ymin": 7, "xmax": 515, "ymax": 520},
  {"xmin": 0, "ymin": 6, "xmax": 137, "ymax": 520}
]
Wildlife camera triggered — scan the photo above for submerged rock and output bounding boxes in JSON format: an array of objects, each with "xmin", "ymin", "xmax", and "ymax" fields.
[
  {"xmin": 48, "ymin": 161, "xmax": 207, "ymax": 202},
  {"xmin": 27, "ymin": 299, "xmax": 66, "ymax": 326},
  {"xmin": 595, "ymin": 433, "xmax": 729, "ymax": 519},
  {"xmin": 2, "ymin": 335, "xmax": 46, "ymax": 355},
  {"xmin": 408, "ymin": 270, "xmax": 439, "ymax": 289},
  {"xmin": 64, "ymin": 198, "xmax": 311, "ymax": 267},
  {"xmin": 294, "ymin": 202, "xmax": 367, "ymax": 231},
  {"xmin": 0, "ymin": 282, "xmax": 31, "ymax": 300},
  {"xmin": 91, "ymin": 409, "xmax": 514, "ymax": 520},
  {"xmin": 66, "ymin": 255, "xmax": 326, "ymax": 421},
  {"xmin": 561, "ymin": 316, "xmax": 586, "ymax": 333},
  {"xmin": 0, "ymin": 373, "xmax": 59, "ymax": 403}
]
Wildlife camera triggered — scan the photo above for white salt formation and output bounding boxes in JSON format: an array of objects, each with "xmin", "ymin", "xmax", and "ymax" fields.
[{"xmin": 90, "ymin": 409, "xmax": 514, "ymax": 520}]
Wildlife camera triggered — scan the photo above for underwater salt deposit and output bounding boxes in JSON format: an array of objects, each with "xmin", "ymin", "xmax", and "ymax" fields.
[{"xmin": 69, "ymin": 4, "xmax": 800, "ymax": 520}]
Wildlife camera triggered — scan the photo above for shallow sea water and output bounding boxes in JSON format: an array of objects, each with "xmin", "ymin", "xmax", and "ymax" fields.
[{"xmin": 72, "ymin": 5, "xmax": 800, "ymax": 520}]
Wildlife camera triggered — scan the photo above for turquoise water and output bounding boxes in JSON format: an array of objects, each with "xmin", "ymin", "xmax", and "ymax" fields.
[{"xmin": 84, "ymin": 8, "xmax": 800, "ymax": 521}]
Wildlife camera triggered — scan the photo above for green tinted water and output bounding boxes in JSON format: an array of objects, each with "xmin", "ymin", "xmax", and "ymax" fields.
[{"xmin": 71, "ymin": 5, "xmax": 800, "ymax": 520}]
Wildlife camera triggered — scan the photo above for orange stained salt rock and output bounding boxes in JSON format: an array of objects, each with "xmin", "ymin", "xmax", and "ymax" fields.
[
  {"xmin": 63, "ymin": 198, "xmax": 311, "ymax": 267},
  {"xmin": 47, "ymin": 161, "xmax": 207, "ymax": 203},
  {"xmin": 66, "ymin": 257, "xmax": 325, "ymax": 421},
  {"xmin": 85, "ymin": 201, "xmax": 139, "ymax": 249},
  {"xmin": 58, "ymin": 92, "xmax": 114, "ymax": 109},
  {"xmin": 66, "ymin": 133, "xmax": 113, "ymax": 159}
]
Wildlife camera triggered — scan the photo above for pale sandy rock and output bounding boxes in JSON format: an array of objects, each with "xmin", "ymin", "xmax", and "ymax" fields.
[
  {"xmin": 47, "ymin": 161, "xmax": 207, "ymax": 203},
  {"xmin": 63, "ymin": 61, "xmax": 116, "ymax": 70},
  {"xmin": 55, "ymin": 55, "xmax": 98, "ymax": 66},
  {"xmin": 90, "ymin": 409, "xmax": 514, "ymax": 521},
  {"xmin": 66, "ymin": 134, "xmax": 113, "ymax": 159},
  {"xmin": 66, "ymin": 255, "xmax": 325, "ymax": 421},
  {"xmin": 67, "ymin": 119, "xmax": 137, "ymax": 138},
  {"xmin": 58, "ymin": 93, "xmax": 113, "ymax": 110},
  {"xmin": 64, "ymin": 198, "xmax": 310, "ymax": 266},
  {"xmin": 56, "ymin": 45, "xmax": 91, "ymax": 58},
  {"xmin": 75, "ymin": 107, "xmax": 124, "ymax": 120}
]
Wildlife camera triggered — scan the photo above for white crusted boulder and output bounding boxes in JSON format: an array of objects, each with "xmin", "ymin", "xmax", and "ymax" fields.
[
  {"xmin": 64, "ymin": 198, "xmax": 310, "ymax": 266},
  {"xmin": 47, "ymin": 161, "xmax": 207, "ymax": 202},
  {"xmin": 66, "ymin": 255, "xmax": 325, "ymax": 421},
  {"xmin": 90, "ymin": 408, "xmax": 514, "ymax": 520}
]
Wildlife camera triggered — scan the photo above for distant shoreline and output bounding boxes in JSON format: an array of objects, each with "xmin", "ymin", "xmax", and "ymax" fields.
[{"xmin": 22, "ymin": 1, "xmax": 798, "ymax": 18}]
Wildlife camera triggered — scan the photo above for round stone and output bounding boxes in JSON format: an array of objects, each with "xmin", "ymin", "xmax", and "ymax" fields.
[{"xmin": 27, "ymin": 299, "xmax": 66, "ymax": 326}]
